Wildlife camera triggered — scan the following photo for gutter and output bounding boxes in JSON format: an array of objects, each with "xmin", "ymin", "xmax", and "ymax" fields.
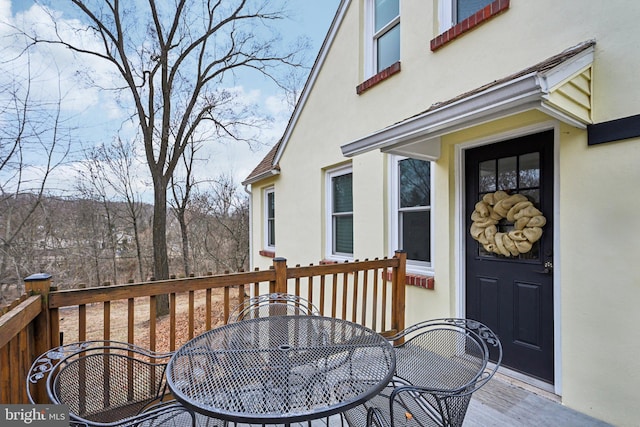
[
  {"xmin": 241, "ymin": 169, "xmax": 280, "ymax": 187},
  {"xmin": 341, "ymin": 73, "xmax": 544, "ymax": 158}
]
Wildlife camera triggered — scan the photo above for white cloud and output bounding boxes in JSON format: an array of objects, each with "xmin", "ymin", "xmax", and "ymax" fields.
[
  {"xmin": 265, "ymin": 93, "xmax": 293, "ymax": 118},
  {"xmin": 1, "ymin": 2, "xmax": 123, "ymax": 127},
  {"xmin": 0, "ymin": 0, "xmax": 10, "ymax": 18}
]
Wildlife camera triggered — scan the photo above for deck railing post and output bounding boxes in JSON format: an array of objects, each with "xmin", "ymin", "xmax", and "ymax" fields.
[
  {"xmin": 24, "ymin": 273, "xmax": 53, "ymax": 404},
  {"xmin": 272, "ymin": 257, "xmax": 288, "ymax": 294},
  {"xmin": 391, "ymin": 251, "xmax": 406, "ymax": 336}
]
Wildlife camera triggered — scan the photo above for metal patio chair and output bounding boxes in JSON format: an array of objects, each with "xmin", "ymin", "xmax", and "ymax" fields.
[
  {"xmin": 26, "ymin": 340, "xmax": 225, "ymax": 426},
  {"xmin": 341, "ymin": 318, "xmax": 502, "ymax": 427},
  {"xmin": 227, "ymin": 292, "xmax": 321, "ymax": 323}
]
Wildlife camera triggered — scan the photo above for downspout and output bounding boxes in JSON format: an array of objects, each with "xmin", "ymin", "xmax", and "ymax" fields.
[{"xmin": 244, "ymin": 184, "xmax": 253, "ymax": 271}]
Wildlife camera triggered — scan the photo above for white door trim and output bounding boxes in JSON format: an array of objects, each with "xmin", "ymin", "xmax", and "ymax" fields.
[{"xmin": 453, "ymin": 120, "xmax": 562, "ymax": 395}]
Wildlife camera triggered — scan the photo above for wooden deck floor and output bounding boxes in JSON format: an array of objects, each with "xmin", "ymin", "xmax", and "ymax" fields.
[
  {"xmin": 226, "ymin": 375, "xmax": 612, "ymax": 427},
  {"xmin": 464, "ymin": 376, "xmax": 612, "ymax": 426}
]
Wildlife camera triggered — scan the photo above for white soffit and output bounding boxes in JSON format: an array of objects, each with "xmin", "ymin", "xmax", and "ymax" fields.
[{"xmin": 341, "ymin": 43, "xmax": 595, "ymax": 160}]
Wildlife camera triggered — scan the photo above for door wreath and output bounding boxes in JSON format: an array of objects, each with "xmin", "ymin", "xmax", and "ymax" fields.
[{"xmin": 470, "ymin": 190, "xmax": 546, "ymax": 257}]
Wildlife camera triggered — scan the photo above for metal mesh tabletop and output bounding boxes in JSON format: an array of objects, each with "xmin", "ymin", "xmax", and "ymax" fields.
[{"xmin": 167, "ymin": 315, "xmax": 396, "ymax": 424}]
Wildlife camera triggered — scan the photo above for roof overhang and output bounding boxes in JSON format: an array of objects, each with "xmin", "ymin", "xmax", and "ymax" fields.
[
  {"xmin": 341, "ymin": 43, "xmax": 594, "ymax": 160},
  {"xmin": 242, "ymin": 169, "xmax": 280, "ymax": 186}
]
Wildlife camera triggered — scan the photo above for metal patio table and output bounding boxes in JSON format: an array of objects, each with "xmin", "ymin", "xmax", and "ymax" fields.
[{"xmin": 166, "ymin": 315, "xmax": 395, "ymax": 425}]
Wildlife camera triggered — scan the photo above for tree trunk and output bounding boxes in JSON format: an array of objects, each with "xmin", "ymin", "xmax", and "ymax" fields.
[
  {"xmin": 132, "ymin": 217, "xmax": 144, "ymax": 282},
  {"xmin": 178, "ymin": 211, "xmax": 191, "ymax": 277},
  {"xmin": 92, "ymin": 242, "xmax": 101, "ymax": 287},
  {"xmin": 105, "ymin": 208, "xmax": 118, "ymax": 286},
  {"xmin": 152, "ymin": 178, "xmax": 170, "ymax": 316}
]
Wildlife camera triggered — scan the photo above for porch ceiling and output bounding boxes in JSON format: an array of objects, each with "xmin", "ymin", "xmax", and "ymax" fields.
[{"xmin": 341, "ymin": 40, "xmax": 595, "ymax": 161}]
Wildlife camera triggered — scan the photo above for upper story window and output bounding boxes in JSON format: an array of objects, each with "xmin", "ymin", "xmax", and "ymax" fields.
[
  {"xmin": 456, "ymin": 0, "xmax": 494, "ymax": 22},
  {"xmin": 367, "ymin": 0, "xmax": 400, "ymax": 76},
  {"xmin": 264, "ymin": 187, "xmax": 275, "ymax": 250},
  {"xmin": 438, "ymin": 0, "xmax": 504, "ymax": 33},
  {"xmin": 390, "ymin": 156, "xmax": 433, "ymax": 271},
  {"xmin": 326, "ymin": 166, "xmax": 353, "ymax": 259}
]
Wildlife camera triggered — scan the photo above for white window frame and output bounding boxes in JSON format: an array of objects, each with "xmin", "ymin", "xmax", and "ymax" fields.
[
  {"xmin": 389, "ymin": 155, "xmax": 434, "ymax": 274},
  {"xmin": 325, "ymin": 165, "xmax": 353, "ymax": 261},
  {"xmin": 438, "ymin": 0, "xmax": 455, "ymax": 33},
  {"xmin": 263, "ymin": 187, "xmax": 275, "ymax": 251},
  {"xmin": 365, "ymin": 0, "xmax": 401, "ymax": 78}
]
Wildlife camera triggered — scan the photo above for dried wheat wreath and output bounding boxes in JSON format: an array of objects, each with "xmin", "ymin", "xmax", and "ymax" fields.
[{"xmin": 470, "ymin": 190, "xmax": 546, "ymax": 257}]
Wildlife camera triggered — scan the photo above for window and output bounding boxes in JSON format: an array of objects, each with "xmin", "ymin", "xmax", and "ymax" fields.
[
  {"xmin": 264, "ymin": 187, "xmax": 275, "ymax": 250},
  {"xmin": 326, "ymin": 166, "xmax": 353, "ymax": 259},
  {"xmin": 390, "ymin": 157, "xmax": 433, "ymax": 270},
  {"xmin": 455, "ymin": 0, "xmax": 494, "ymax": 22},
  {"xmin": 477, "ymin": 152, "xmax": 541, "ymax": 260},
  {"xmin": 438, "ymin": 0, "xmax": 497, "ymax": 32},
  {"xmin": 366, "ymin": 0, "xmax": 400, "ymax": 76}
]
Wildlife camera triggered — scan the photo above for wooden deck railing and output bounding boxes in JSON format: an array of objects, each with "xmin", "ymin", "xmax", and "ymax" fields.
[
  {"xmin": 0, "ymin": 274, "xmax": 52, "ymax": 404},
  {"xmin": 0, "ymin": 251, "xmax": 406, "ymax": 404}
]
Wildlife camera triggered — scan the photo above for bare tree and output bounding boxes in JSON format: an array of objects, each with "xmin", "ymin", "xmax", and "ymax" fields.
[
  {"xmin": 22, "ymin": 1, "xmax": 307, "ymax": 287},
  {"xmin": 203, "ymin": 174, "xmax": 249, "ymax": 273},
  {"xmin": 92, "ymin": 137, "xmax": 149, "ymax": 282},
  {"xmin": 0, "ymin": 54, "xmax": 71, "ymax": 292},
  {"xmin": 76, "ymin": 148, "xmax": 118, "ymax": 286},
  {"xmin": 169, "ymin": 138, "xmax": 198, "ymax": 278},
  {"xmin": 71, "ymin": 197, "xmax": 107, "ymax": 287}
]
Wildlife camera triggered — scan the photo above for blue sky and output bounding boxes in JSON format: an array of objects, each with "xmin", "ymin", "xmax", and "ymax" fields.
[{"xmin": 1, "ymin": 0, "xmax": 341, "ymax": 197}]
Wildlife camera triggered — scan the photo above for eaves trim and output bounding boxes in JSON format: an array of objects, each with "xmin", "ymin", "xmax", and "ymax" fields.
[
  {"xmin": 342, "ymin": 74, "xmax": 543, "ymax": 159},
  {"xmin": 242, "ymin": 169, "xmax": 280, "ymax": 186}
]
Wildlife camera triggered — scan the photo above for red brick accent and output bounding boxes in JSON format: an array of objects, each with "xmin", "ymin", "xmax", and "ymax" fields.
[
  {"xmin": 356, "ymin": 61, "xmax": 401, "ymax": 95},
  {"xmin": 430, "ymin": 0, "xmax": 509, "ymax": 51},
  {"xmin": 259, "ymin": 249, "xmax": 276, "ymax": 258},
  {"xmin": 383, "ymin": 270, "xmax": 434, "ymax": 290}
]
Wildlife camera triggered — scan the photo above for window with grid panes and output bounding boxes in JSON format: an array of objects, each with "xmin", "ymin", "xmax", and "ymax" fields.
[
  {"xmin": 368, "ymin": 0, "xmax": 400, "ymax": 75},
  {"xmin": 398, "ymin": 158, "xmax": 431, "ymax": 264},
  {"xmin": 327, "ymin": 167, "xmax": 353, "ymax": 257},
  {"xmin": 265, "ymin": 188, "xmax": 275, "ymax": 249}
]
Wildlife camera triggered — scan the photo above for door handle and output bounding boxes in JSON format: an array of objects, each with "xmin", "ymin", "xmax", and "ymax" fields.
[{"xmin": 534, "ymin": 261, "xmax": 553, "ymax": 274}]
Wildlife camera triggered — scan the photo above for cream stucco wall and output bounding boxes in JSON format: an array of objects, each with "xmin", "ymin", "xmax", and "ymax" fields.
[
  {"xmin": 559, "ymin": 128, "xmax": 640, "ymax": 422},
  {"xmin": 247, "ymin": 1, "xmax": 640, "ymax": 425}
]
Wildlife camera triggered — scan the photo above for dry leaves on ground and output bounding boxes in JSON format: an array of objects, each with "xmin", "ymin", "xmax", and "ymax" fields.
[{"xmin": 59, "ymin": 289, "xmax": 230, "ymax": 353}]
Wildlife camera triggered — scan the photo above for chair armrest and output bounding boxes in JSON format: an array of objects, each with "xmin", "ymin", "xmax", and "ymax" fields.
[
  {"xmin": 387, "ymin": 383, "xmax": 477, "ymax": 427},
  {"xmin": 389, "ymin": 383, "xmax": 471, "ymax": 402},
  {"xmin": 366, "ymin": 406, "xmax": 388, "ymax": 427}
]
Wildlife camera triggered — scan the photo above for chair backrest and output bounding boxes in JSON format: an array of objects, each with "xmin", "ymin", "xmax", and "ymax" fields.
[
  {"xmin": 392, "ymin": 318, "xmax": 502, "ymax": 392},
  {"xmin": 389, "ymin": 318, "xmax": 502, "ymax": 427},
  {"xmin": 227, "ymin": 292, "xmax": 321, "ymax": 323},
  {"xmin": 27, "ymin": 340, "xmax": 173, "ymax": 425}
]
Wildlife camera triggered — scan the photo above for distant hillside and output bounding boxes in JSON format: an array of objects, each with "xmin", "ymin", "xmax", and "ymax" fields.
[{"xmin": 0, "ymin": 191, "xmax": 249, "ymax": 305}]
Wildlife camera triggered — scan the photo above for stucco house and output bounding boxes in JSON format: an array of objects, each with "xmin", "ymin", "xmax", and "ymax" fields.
[{"xmin": 242, "ymin": 1, "xmax": 640, "ymax": 425}]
